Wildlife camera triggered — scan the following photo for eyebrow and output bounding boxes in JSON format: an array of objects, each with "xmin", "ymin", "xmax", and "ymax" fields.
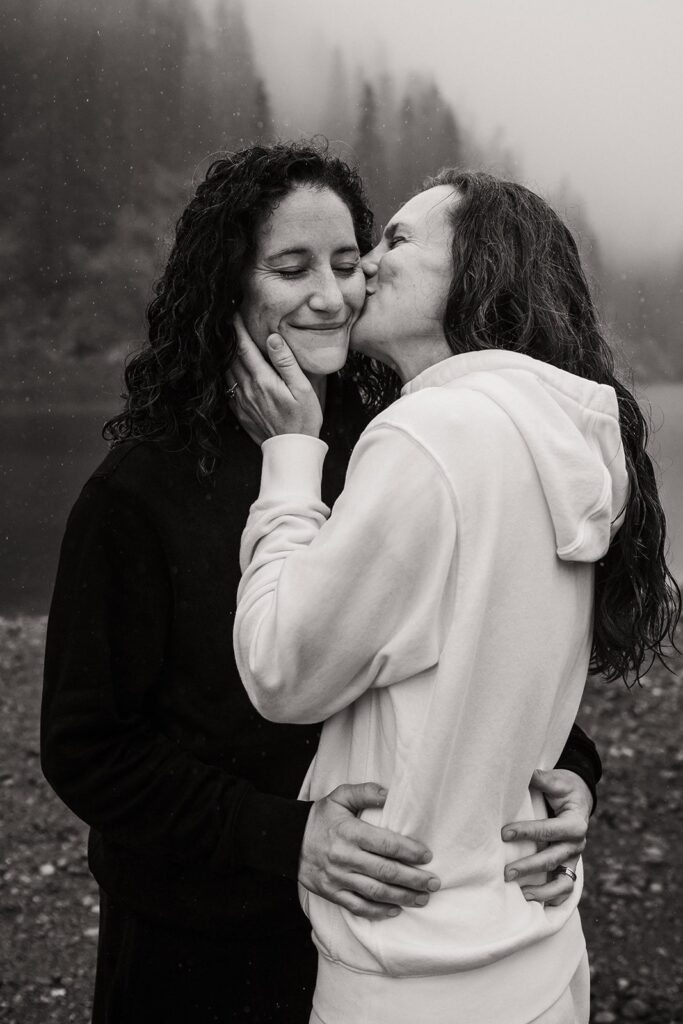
[
  {"xmin": 384, "ymin": 222, "xmax": 410, "ymax": 242},
  {"xmin": 266, "ymin": 244, "xmax": 360, "ymax": 261}
]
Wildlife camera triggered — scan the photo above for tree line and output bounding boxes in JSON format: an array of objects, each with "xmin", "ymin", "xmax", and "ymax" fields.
[{"xmin": 1, "ymin": 0, "xmax": 680, "ymax": 380}]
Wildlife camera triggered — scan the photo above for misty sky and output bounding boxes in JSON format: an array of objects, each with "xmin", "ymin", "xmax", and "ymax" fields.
[{"xmin": 241, "ymin": 0, "xmax": 683, "ymax": 264}]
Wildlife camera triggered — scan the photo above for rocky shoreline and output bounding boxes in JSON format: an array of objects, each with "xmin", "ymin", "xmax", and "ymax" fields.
[{"xmin": 1, "ymin": 616, "xmax": 681, "ymax": 1023}]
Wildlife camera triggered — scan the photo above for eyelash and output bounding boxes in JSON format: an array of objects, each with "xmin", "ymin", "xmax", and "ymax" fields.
[
  {"xmin": 278, "ymin": 264, "xmax": 360, "ymax": 279},
  {"xmin": 389, "ymin": 236, "xmax": 406, "ymax": 249}
]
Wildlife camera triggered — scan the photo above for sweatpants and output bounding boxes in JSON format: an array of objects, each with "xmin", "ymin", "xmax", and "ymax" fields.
[
  {"xmin": 308, "ymin": 951, "xmax": 590, "ymax": 1024},
  {"xmin": 92, "ymin": 889, "xmax": 317, "ymax": 1024}
]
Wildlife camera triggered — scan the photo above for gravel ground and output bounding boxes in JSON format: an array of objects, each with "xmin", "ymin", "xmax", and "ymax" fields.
[{"xmin": 1, "ymin": 616, "xmax": 681, "ymax": 1023}]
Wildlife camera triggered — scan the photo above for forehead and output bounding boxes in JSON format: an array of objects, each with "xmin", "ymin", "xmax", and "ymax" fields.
[
  {"xmin": 257, "ymin": 185, "xmax": 356, "ymax": 252},
  {"xmin": 390, "ymin": 185, "xmax": 458, "ymax": 237}
]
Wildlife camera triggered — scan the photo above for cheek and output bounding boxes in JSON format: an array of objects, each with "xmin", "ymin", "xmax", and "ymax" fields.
[
  {"xmin": 242, "ymin": 280, "xmax": 299, "ymax": 346},
  {"xmin": 345, "ymin": 271, "xmax": 367, "ymax": 317}
]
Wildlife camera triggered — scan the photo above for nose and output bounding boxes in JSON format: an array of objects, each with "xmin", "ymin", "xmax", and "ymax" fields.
[
  {"xmin": 360, "ymin": 249, "xmax": 380, "ymax": 280},
  {"xmin": 308, "ymin": 267, "xmax": 345, "ymax": 314}
]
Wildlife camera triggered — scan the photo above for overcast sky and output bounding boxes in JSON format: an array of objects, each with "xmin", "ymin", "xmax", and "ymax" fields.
[{"xmin": 241, "ymin": 0, "xmax": 683, "ymax": 265}]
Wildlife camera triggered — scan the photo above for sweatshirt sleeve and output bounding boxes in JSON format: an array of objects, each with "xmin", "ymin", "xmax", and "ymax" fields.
[
  {"xmin": 234, "ymin": 425, "xmax": 458, "ymax": 725},
  {"xmin": 554, "ymin": 722, "xmax": 602, "ymax": 814},
  {"xmin": 41, "ymin": 473, "xmax": 311, "ymax": 880}
]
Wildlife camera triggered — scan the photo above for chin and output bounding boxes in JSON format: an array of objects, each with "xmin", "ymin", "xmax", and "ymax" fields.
[{"xmin": 293, "ymin": 344, "xmax": 349, "ymax": 377}]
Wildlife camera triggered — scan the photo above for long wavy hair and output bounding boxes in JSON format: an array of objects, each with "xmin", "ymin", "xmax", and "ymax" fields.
[
  {"xmin": 104, "ymin": 141, "xmax": 395, "ymax": 475},
  {"xmin": 424, "ymin": 168, "xmax": 680, "ymax": 683}
]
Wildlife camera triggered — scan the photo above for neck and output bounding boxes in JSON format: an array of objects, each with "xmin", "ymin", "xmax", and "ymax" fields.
[{"xmin": 392, "ymin": 337, "xmax": 453, "ymax": 385}]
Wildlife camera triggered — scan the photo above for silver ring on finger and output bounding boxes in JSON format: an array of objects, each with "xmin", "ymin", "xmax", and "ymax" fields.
[
  {"xmin": 554, "ymin": 864, "xmax": 577, "ymax": 882},
  {"xmin": 226, "ymin": 382, "xmax": 239, "ymax": 400}
]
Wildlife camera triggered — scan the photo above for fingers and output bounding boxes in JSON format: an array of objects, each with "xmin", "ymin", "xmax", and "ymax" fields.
[
  {"xmin": 300, "ymin": 786, "xmax": 440, "ymax": 921},
  {"xmin": 332, "ymin": 784, "xmax": 433, "ymax": 865},
  {"xmin": 530, "ymin": 767, "xmax": 573, "ymax": 797},
  {"xmin": 333, "ymin": 782, "xmax": 388, "ymax": 813},
  {"xmin": 349, "ymin": 850, "xmax": 440, "ymax": 896},
  {"xmin": 522, "ymin": 859, "xmax": 579, "ymax": 906},
  {"xmin": 230, "ymin": 316, "xmax": 279, "ymax": 393},
  {"xmin": 346, "ymin": 871, "xmax": 432, "ymax": 909},
  {"xmin": 530, "ymin": 768, "xmax": 593, "ymax": 819},
  {"xmin": 265, "ymin": 334, "xmax": 310, "ymax": 394},
  {"xmin": 333, "ymin": 890, "xmax": 401, "ymax": 921},
  {"xmin": 504, "ymin": 841, "xmax": 583, "ymax": 883},
  {"xmin": 501, "ymin": 813, "xmax": 586, "ymax": 846},
  {"xmin": 312, "ymin": 833, "xmax": 438, "ymax": 911},
  {"xmin": 231, "ymin": 316, "xmax": 310, "ymax": 401},
  {"xmin": 232, "ymin": 313, "xmax": 269, "ymax": 374},
  {"xmin": 354, "ymin": 822, "xmax": 433, "ymax": 866}
]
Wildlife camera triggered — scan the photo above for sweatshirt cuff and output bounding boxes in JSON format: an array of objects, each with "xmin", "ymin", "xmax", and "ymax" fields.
[
  {"xmin": 554, "ymin": 750, "xmax": 600, "ymax": 816},
  {"xmin": 232, "ymin": 788, "xmax": 313, "ymax": 880},
  {"xmin": 260, "ymin": 435, "xmax": 328, "ymax": 501}
]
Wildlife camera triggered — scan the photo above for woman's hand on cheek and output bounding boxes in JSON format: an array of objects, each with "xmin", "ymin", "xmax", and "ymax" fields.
[{"xmin": 227, "ymin": 313, "xmax": 323, "ymax": 445}]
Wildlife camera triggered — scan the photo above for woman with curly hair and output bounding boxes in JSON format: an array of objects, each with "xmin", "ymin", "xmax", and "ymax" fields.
[
  {"xmin": 231, "ymin": 170, "xmax": 680, "ymax": 1023},
  {"xmin": 42, "ymin": 144, "xmax": 603, "ymax": 1023}
]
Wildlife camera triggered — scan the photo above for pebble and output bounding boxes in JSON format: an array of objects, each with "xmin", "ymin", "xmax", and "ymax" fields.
[
  {"xmin": 83, "ymin": 927, "xmax": 99, "ymax": 939},
  {"xmin": 39, "ymin": 862, "xmax": 56, "ymax": 877},
  {"xmin": 593, "ymin": 1012, "xmax": 617, "ymax": 1024}
]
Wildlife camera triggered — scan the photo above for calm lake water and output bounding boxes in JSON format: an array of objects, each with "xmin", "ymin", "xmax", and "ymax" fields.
[{"xmin": 1, "ymin": 384, "xmax": 682, "ymax": 615}]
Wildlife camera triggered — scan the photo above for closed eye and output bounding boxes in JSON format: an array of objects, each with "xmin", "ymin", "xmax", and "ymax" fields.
[
  {"xmin": 276, "ymin": 267, "xmax": 306, "ymax": 278},
  {"xmin": 277, "ymin": 262, "xmax": 360, "ymax": 279},
  {"xmin": 389, "ymin": 235, "xmax": 407, "ymax": 249}
]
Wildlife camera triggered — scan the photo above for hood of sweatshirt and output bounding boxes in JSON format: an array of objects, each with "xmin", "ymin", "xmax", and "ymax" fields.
[{"xmin": 402, "ymin": 349, "xmax": 629, "ymax": 562}]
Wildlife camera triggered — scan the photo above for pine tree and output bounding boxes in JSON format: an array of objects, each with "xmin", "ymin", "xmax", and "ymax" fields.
[
  {"xmin": 176, "ymin": 0, "xmax": 217, "ymax": 161},
  {"xmin": 354, "ymin": 82, "xmax": 390, "ymax": 224},
  {"xmin": 322, "ymin": 48, "xmax": 355, "ymax": 143},
  {"xmin": 211, "ymin": 0, "xmax": 258, "ymax": 147},
  {"xmin": 392, "ymin": 90, "xmax": 422, "ymax": 201}
]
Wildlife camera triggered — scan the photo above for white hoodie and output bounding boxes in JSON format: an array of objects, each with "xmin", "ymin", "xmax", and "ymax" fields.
[{"xmin": 234, "ymin": 350, "xmax": 628, "ymax": 1024}]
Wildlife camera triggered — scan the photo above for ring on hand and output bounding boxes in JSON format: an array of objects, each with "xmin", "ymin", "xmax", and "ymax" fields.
[
  {"xmin": 555, "ymin": 864, "xmax": 577, "ymax": 882},
  {"xmin": 226, "ymin": 382, "xmax": 239, "ymax": 400}
]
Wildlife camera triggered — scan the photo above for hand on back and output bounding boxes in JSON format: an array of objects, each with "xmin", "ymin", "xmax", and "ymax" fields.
[
  {"xmin": 502, "ymin": 767, "xmax": 592, "ymax": 906},
  {"xmin": 299, "ymin": 783, "xmax": 441, "ymax": 921}
]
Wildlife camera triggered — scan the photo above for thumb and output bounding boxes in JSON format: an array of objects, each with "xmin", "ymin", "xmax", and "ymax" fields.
[
  {"xmin": 266, "ymin": 333, "xmax": 308, "ymax": 391},
  {"xmin": 531, "ymin": 768, "xmax": 569, "ymax": 796},
  {"xmin": 334, "ymin": 782, "xmax": 388, "ymax": 813}
]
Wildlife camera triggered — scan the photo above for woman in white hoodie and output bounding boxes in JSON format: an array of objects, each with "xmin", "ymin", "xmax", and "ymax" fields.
[{"xmin": 231, "ymin": 172, "xmax": 679, "ymax": 1024}]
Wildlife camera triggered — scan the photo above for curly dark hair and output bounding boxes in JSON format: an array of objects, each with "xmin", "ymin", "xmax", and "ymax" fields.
[
  {"xmin": 104, "ymin": 141, "xmax": 396, "ymax": 475},
  {"xmin": 423, "ymin": 168, "xmax": 680, "ymax": 683}
]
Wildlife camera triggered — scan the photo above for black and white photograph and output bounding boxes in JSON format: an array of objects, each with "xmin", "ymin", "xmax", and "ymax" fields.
[{"xmin": 1, "ymin": 1, "xmax": 682, "ymax": 1021}]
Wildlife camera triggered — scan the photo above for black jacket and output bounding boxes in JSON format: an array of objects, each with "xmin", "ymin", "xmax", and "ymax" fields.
[{"xmin": 41, "ymin": 387, "xmax": 601, "ymax": 937}]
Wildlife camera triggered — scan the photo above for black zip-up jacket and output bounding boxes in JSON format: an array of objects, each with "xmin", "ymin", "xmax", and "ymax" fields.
[{"xmin": 41, "ymin": 383, "xmax": 601, "ymax": 937}]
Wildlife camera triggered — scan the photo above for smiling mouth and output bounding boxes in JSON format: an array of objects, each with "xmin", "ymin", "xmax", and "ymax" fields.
[{"xmin": 292, "ymin": 322, "xmax": 348, "ymax": 332}]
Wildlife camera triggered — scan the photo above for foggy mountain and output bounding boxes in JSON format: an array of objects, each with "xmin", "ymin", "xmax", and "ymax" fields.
[{"xmin": 2, "ymin": 0, "xmax": 681, "ymax": 388}]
